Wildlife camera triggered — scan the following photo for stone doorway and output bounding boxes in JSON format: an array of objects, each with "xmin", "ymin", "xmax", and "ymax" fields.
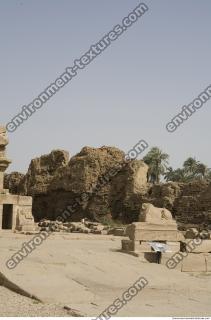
[{"xmin": 2, "ymin": 204, "xmax": 13, "ymax": 229}]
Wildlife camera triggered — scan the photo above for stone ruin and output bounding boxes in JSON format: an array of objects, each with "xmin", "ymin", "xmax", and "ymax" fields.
[
  {"xmin": 0, "ymin": 126, "xmax": 35, "ymax": 232},
  {"xmin": 122, "ymin": 203, "xmax": 183, "ymax": 260},
  {"xmin": 122, "ymin": 203, "xmax": 211, "ymax": 272}
]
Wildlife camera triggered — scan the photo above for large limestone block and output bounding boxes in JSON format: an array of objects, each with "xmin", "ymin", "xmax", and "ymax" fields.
[
  {"xmin": 165, "ymin": 241, "xmax": 181, "ymax": 252},
  {"xmin": 126, "ymin": 222, "xmax": 182, "ymax": 241},
  {"xmin": 0, "ymin": 194, "xmax": 19, "ymax": 205},
  {"xmin": 127, "ymin": 222, "xmax": 177, "ymax": 234},
  {"xmin": 138, "ymin": 241, "xmax": 152, "ymax": 252},
  {"xmin": 130, "ymin": 240, "xmax": 153, "ymax": 252},
  {"xmin": 184, "ymin": 240, "xmax": 211, "ymax": 253},
  {"xmin": 121, "ymin": 239, "xmax": 134, "ymax": 251},
  {"xmin": 17, "ymin": 196, "xmax": 32, "ymax": 206},
  {"xmin": 136, "ymin": 230, "xmax": 180, "ymax": 241},
  {"xmin": 181, "ymin": 253, "xmax": 207, "ymax": 272},
  {"xmin": 160, "ymin": 253, "xmax": 181, "ymax": 270}
]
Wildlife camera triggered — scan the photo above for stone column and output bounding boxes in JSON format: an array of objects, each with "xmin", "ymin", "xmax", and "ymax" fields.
[{"xmin": 0, "ymin": 126, "xmax": 11, "ymax": 192}]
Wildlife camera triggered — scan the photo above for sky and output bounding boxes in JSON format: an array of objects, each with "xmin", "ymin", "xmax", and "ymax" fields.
[{"xmin": 1, "ymin": 0, "xmax": 211, "ymax": 173}]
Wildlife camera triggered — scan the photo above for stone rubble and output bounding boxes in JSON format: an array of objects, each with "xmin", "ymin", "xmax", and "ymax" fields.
[{"xmin": 38, "ymin": 219, "xmax": 126, "ymax": 236}]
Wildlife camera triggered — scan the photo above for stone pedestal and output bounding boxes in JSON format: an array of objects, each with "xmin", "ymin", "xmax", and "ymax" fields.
[
  {"xmin": 126, "ymin": 222, "xmax": 184, "ymax": 241},
  {"xmin": 122, "ymin": 213, "xmax": 185, "ymax": 267}
]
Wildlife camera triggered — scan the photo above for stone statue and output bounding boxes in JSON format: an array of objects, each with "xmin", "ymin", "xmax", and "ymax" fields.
[
  {"xmin": 0, "ymin": 126, "xmax": 9, "ymax": 147},
  {"xmin": 139, "ymin": 203, "xmax": 173, "ymax": 224}
]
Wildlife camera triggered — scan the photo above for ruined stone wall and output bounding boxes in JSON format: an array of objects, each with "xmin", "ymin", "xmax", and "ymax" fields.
[
  {"xmin": 5, "ymin": 147, "xmax": 148, "ymax": 222},
  {"xmin": 145, "ymin": 181, "xmax": 211, "ymax": 226},
  {"xmin": 4, "ymin": 148, "xmax": 211, "ymax": 226},
  {"xmin": 4, "ymin": 172, "xmax": 24, "ymax": 194}
]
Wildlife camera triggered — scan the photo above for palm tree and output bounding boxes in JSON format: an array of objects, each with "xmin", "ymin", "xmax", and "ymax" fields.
[
  {"xmin": 183, "ymin": 157, "xmax": 199, "ymax": 176},
  {"xmin": 164, "ymin": 167, "xmax": 185, "ymax": 182},
  {"xmin": 205, "ymin": 169, "xmax": 211, "ymax": 181},
  {"xmin": 143, "ymin": 147, "xmax": 169, "ymax": 183},
  {"xmin": 195, "ymin": 163, "xmax": 208, "ymax": 179},
  {"xmin": 164, "ymin": 167, "xmax": 173, "ymax": 181}
]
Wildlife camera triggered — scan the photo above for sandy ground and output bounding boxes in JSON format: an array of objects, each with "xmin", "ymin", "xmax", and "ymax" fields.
[
  {"xmin": 0, "ymin": 231, "xmax": 211, "ymax": 317},
  {"xmin": 0, "ymin": 286, "xmax": 72, "ymax": 317}
]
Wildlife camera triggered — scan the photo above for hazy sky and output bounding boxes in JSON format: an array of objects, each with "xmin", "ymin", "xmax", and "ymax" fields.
[{"xmin": 1, "ymin": 0, "xmax": 211, "ymax": 173}]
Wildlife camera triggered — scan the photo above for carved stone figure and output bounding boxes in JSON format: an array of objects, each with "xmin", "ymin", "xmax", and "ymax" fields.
[
  {"xmin": 0, "ymin": 126, "xmax": 9, "ymax": 147},
  {"xmin": 139, "ymin": 203, "xmax": 173, "ymax": 224},
  {"xmin": 16, "ymin": 207, "xmax": 35, "ymax": 231}
]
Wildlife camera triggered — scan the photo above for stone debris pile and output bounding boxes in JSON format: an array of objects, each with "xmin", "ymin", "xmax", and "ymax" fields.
[
  {"xmin": 184, "ymin": 227, "xmax": 210, "ymax": 240},
  {"xmin": 38, "ymin": 219, "xmax": 126, "ymax": 236}
]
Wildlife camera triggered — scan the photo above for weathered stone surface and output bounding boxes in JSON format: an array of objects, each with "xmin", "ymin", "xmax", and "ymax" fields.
[
  {"xmin": 184, "ymin": 240, "xmax": 211, "ymax": 253},
  {"xmin": 110, "ymin": 160, "xmax": 149, "ymax": 222},
  {"xmin": 139, "ymin": 203, "xmax": 173, "ymax": 223},
  {"xmin": 4, "ymin": 145, "xmax": 211, "ymax": 227},
  {"xmin": 184, "ymin": 228, "xmax": 199, "ymax": 239},
  {"xmin": 4, "ymin": 172, "xmax": 24, "ymax": 194},
  {"xmin": 165, "ymin": 241, "xmax": 181, "ymax": 252},
  {"xmin": 16, "ymin": 206, "xmax": 37, "ymax": 232},
  {"xmin": 145, "ymin": 181, "xmax": 211, "ymax": 227},
  {"xmin": 145, "ymin": 182, "xmax": 183, "ymax": 212},
  {"xmin": 19, "ymin": 150, "xmax": 70, "ymax": 195},
  {"xmin": 10, "ymin": 147, "xmax": 148, "ymax": 222},
  {"xmin": 160, "ymin": 253, "xmax": 181, "ymax": 270},
  {"xmin": 37, "ymin": 219, "xmax": 107, "ymax": 234},
  {"xmin": 126, "ymin": 222, "xmax": 181, "ymax": 241},
  {"xmin": 0, "ymin": 126, "xmax": 11, "ymax": 190},
  {"xmin": 121, "ymin": 239, "xmax": 134, "ymax": 251},
  {"xmin": 0, "ymin": 126, "xmax": 35, "ymax": 232},
  {"xmin": 181, "ymin": 253, "xmax": 207, "ymax": 272}
]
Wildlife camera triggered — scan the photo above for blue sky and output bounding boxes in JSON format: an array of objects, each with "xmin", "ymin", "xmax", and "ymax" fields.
[{"xmin": 1, "ymin": 0, "xmax": 211, "ymax": 172}]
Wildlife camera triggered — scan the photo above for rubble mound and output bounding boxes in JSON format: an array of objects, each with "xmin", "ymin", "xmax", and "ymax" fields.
[
  {"xmin": 5, "ymin": 147, "xmax": 148, "ymax": 223},
  {"xmin": 19, "ymin": 150, "xmax": 70, "ymax": 195},
  {"xmin": 38, "ymin": 219, "xmax": 126, "ymax": 236}
]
